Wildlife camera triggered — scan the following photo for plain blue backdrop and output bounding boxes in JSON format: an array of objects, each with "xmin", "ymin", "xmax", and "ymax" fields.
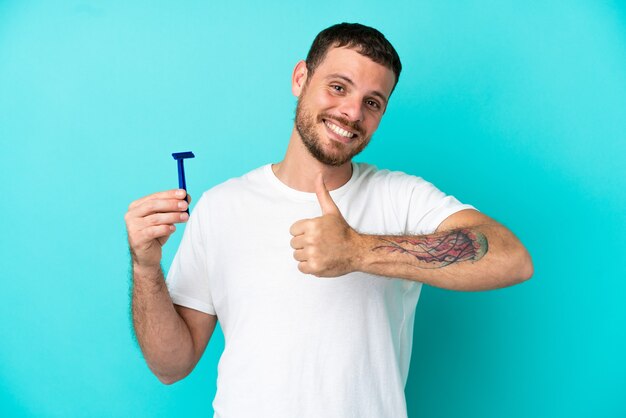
[{"xmin": 1, "ymin": 1, "xmax": 625, "ymax": 417}]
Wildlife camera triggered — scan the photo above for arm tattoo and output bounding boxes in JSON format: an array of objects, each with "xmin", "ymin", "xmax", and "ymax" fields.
[{"xmin": 372, "ymin": 229, "xmax": 488, "ymax": 269}]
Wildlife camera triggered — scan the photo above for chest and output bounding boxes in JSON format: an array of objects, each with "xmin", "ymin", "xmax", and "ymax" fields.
[{"xmin": 203, "ymin": 193, "xmax": 412, "ymax": 333}]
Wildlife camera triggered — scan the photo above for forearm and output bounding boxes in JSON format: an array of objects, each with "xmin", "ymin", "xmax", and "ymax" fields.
[
  {"xmin": 131, "ymin": 264, "xmax": 195, "ymax": 384},
  {"xmin": 354, "ymin": 223, "xmax": 533, "ymax": 291}
]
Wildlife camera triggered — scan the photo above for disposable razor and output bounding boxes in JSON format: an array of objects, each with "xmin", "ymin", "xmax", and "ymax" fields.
[{"xmin": 172, "ymin": 151, "xmax": 195, "ymax": 214}]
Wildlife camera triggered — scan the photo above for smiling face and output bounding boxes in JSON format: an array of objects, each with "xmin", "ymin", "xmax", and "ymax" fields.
[{"xmin": 293, "ymin": 47, "xmax": 396, "ymax": 166}]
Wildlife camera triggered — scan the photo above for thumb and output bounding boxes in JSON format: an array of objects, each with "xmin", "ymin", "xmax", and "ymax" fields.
[{"xmin": 315, "ymin": 173, "xmax": 341, "ymax": 215}]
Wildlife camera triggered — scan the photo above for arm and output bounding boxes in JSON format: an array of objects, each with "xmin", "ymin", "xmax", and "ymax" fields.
[
  {"xmin": 126, "ymin": 189, "xmax": 217, "ymax": 384},
  {"xmin": 290, "ymin": 175, "xmax": 533, "ymax": 291},
  {"xmin": 131, "ymin": 265, "xmax": 217, "ymax": 384},
  {"xmin": 353, "ymin": 209, "xmax": 533, "ymax": 291}
]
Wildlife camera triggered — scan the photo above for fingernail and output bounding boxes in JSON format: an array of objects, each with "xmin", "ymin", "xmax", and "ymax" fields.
[
  {"xmin": 176, "ymin": 189, "xmax": 185, "ymax": 197},
  {"xmin": 178, "ymin": 201, "xmax": 187, "ymax": 209}
]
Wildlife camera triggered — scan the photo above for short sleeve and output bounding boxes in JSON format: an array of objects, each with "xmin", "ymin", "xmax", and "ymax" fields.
[
  {"xmin": 401, "ymin": 176, "xmax": 476, "ymax": 235},
  {"xmin": 166, "ymin": 193, "xmax": 216, "ymax": 315}
]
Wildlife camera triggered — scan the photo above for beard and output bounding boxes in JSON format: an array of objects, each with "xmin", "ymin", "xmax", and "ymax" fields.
[{"xmin": 294, "ymin": 95, "xmax": 370, "ymax": 167}]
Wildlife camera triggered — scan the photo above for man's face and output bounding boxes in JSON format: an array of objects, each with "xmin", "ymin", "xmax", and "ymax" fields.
[{"xmin": 294, "ymin": 47, "xmax": 396, "ymax": 166}]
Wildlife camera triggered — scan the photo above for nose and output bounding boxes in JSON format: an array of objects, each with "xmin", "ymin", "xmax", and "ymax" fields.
[{"xmin": 338, "ymin": 96, "xmax": 364, "ymax": 123}]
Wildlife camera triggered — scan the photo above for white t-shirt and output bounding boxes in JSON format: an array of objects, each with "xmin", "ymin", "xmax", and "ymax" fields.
[{"xmin": 166, "ymin": 162, "xmax": 474, "ymax": 418}]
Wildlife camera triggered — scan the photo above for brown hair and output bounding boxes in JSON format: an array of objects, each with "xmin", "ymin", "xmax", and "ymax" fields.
[{"xmin": 305, "ymin": 23, "xmax": 402, "ymax": 92}]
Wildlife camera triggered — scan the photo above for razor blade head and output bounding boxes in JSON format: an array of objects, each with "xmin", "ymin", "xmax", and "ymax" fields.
[{"xmin": 172, "ymin": 151, "xmax": 195, "ymax": 160}]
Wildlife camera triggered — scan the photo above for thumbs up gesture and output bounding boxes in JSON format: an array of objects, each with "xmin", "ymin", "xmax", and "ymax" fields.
[{"xmin": 289, "ymin": 173, "xmax": 363, "ymax": 277}]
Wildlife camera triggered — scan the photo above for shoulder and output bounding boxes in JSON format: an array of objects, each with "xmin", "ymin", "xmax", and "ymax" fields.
[
  {"xmin": 191, "ymin": 164, "xmax": 269, "ymax": 213},
  {"xmin": 201, "ymin": 164, "xmax": 267, "ymax": 198}
]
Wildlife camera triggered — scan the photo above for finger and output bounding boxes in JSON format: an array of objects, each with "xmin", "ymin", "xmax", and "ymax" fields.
[
  {"xmin": 289, "ymin": 219, "xmax": 310, "ymax": 236},
  {"xmin": 127, "ymin": 221, "xmax": 178, "ymax": 250},
  {"xmin": 297, "ymin": 261, "xmax": 312, "ymax": 274},
  {"xmin": 132, "ymin": 198, "xmax": 188, "ymax": 218},
  {"xmin": 293, "ymin": 249, "xmax": 306, "ymax": 262},
  {"xmin": 143, "ymin": 224, "xmax": 177, "ymax": 241},
  {"xmin": 290, "ymin": 235, "xmax": 305, "ymax": 249},
  {"xmin": 129, "ymin": 189, "xmax": 187, "ymax": 210},
  {"xmin": 315, "ymin": 172, "xmax": 340, "ymax": 216},
  {"xmin": 186, "ymin": 194, "xmax": 192, "ymax": 204},
  {"xmin": 143, "ymin": 211, "xmax": 189, "ymax": 227}
]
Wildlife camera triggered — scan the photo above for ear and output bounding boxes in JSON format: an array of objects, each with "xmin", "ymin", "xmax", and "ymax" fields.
[{"xmin": 291, "ymin": 60, "xmax": 308, "ymax": 97}]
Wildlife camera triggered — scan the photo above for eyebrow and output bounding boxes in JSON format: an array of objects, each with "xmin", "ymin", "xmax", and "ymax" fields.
[{"xmin": 326, "ymin": 73, "xmax": 389, "ymax": 105}]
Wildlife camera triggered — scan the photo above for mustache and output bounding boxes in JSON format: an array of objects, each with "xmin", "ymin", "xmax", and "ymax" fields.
[{"xmin": 317, "ymin": 113, "xmax": 364, "ymax": 136}]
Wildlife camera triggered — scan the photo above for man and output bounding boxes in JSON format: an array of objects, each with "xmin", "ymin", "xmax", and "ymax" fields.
[{"xmin": 125, "ymin": 23, "xmax": 533, "ymax": 418}]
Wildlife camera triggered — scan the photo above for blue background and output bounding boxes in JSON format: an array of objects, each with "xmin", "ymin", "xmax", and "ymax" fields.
[{"xmin": 1, "ymin": 1, "xmax": 625, "ymax": 417}]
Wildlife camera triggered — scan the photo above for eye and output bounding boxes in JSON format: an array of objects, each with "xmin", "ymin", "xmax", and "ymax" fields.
[
  {"xmin": 330, "ymin": 84, "xmax": 344, "ymax": 92},
  {"xmin": 366, "ymin": 99, "xmax": 381, "ymax": 110}
]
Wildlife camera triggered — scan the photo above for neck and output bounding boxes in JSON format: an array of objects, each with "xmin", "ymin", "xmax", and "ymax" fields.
[{"xmin": 272, "ymin": 127, "xmax": 353, "ymax": 192}]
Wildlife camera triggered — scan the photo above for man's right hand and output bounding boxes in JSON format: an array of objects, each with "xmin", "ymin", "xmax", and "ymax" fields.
[
  {"xmin": 126, "ymin": 189, "xmax": 214, "ymax": 385},
  {"xmin": 125, "ymin": 189, "xmax": 191, "ymax": 269}
]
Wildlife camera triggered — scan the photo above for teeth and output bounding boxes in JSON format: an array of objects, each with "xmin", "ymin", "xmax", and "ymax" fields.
[{"xmin": 325, "ymin": 120, "xmax": 354, "ymax": 138}]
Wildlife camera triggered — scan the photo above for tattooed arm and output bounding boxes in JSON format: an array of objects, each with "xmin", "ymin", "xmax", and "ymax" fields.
[
  {"xmin": 290, "ymin": 175, "xmax": 533, "ymax": 291},
  {"xmin": 353, "ymin": 209, "xmax": 533, "ymax": 291}
]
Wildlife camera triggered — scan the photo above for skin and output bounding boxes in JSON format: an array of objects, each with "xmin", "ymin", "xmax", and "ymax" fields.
[
  {"xmin": 290, "ymin": 173, "xmax": 533, "ymax": 291},
  {"xmin": 126, "ymin": 46, "xmax": 533, "ymax": 385},
  {"xmin": 126, "ymin": 190, "xmax": 216, "ymax": 384}
]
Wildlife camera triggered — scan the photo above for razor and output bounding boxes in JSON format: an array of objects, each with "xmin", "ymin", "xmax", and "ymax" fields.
[{"xmin": 172, "ymin": 151, "xmax": 195, "ymax": 214}]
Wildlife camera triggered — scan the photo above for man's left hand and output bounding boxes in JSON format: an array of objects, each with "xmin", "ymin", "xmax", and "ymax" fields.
[{"xmin": 289, "ymin": 173, "xmax": 362, "ymax": 277}]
